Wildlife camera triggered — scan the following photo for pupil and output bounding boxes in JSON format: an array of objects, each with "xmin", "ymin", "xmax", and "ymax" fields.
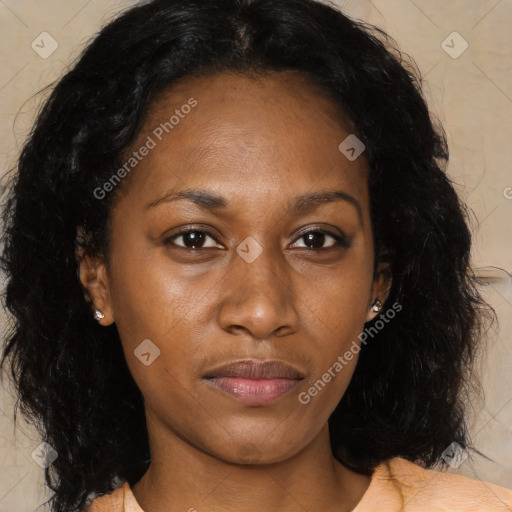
[
  {"xmin": 305, "ymin": 232, "xmax": 324, "ymax": 248},
  {"xmin": 184, "ymin": 231, "xmax": 205, "ymax": 248}
]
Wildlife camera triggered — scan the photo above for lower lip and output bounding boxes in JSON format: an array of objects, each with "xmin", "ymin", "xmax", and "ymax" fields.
[{"xmin": 204, "ymin": 377, "xmax": 301, "ymax": 405}]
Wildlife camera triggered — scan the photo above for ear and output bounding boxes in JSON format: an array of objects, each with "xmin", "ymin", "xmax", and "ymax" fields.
[
  {"xmin": 365, "ymin": 261, "xmax": 392, "ymax": 323},
  {"xmin": 75, "ymin": 227, "xmax": 115, "ymax": 326}
]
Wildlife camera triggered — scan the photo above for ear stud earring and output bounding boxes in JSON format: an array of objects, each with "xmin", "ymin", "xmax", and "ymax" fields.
[
  {"xmin": 94, "ymin": 310, "xmax": 105, "ymax": 321},
  {"xmin": 370, "ymin": 298, "xmax": 382, "ymax": 312}
]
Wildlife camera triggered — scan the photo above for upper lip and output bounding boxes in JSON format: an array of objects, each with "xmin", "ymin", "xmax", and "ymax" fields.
[{"xmin": 203, "ymin": 359, "xmax": 305, "ymax": 379}]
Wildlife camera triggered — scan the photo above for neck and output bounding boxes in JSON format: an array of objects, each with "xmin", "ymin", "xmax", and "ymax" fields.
[{"xmin": 131, "ymin": 422, "xmax": 371, "ymax": 512}]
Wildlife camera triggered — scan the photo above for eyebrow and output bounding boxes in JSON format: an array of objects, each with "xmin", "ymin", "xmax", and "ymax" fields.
[
  {"xmin": 145, "ymin": 188, "xmax": 227, "ymax": 211},
  {"xmin": 145, "ymin": 187, "xmax": 363, "ymax": 224},
  {"xmin": 289, "ymin": 190, "xmax": 363, "ymax": 224}
]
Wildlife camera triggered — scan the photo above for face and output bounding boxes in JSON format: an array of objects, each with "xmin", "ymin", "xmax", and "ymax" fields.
[{"xmin": 79, "ymin": 71, "xmax": 390, "ymax": 465}]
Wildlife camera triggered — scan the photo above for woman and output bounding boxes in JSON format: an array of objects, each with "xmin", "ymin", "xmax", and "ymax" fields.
[{"xmin": 1, "ymin": 0, "xmax": 511, "ymax": 511}]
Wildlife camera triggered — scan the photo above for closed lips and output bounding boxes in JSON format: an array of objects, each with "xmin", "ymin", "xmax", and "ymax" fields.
[
  {"xmin": 203, "ymin": 359, "xmax": 305, "ymax": 380},
  {"xmin": 202, "ymin": 359, "xmax": 305, "ymax": 406}
]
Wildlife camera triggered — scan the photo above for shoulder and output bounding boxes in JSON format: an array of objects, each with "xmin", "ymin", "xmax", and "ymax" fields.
[
  {"xmin": 82, "ymin": 481, "xmax": 132, "ymax": 512},
  {"xmin": 355, "ymin": 456, "xmax": 512, "ymax": 512}
]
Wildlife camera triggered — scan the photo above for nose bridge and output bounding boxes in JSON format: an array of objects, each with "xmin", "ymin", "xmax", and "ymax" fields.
[
  {"xmin": 237, "ymin": 240, "xmax": 284, "ymax": 298},
  {"xmin": 234, "ymin": 237, "xmax": 287, "ymax": 306}
]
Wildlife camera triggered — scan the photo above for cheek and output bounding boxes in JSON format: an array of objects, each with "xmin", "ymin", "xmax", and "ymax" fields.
[
  {"xmin": 108, "ymin": 248, "xmax": 202, "ymax": 348},
  {"xmin": 301, "ymin": 253, "xmax": 374, "ymax": 339},
  {"xmin": 107, "ymin": 247, "xmax": 221, "ymax": 397},
  {"xmin": 297, "ymin": 258, "xmax": 373, "ymax": 406},
  {"xmin": 298, "ymin": 357, "xmax": 358, "ymax": 415},
  {"xmin": 297, "ymin": 299, "xmax": 364, "ymax": 420}
]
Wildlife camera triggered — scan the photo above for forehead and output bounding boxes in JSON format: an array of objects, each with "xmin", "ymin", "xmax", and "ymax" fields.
[
  {"xmin": 145, "ymin": 70, "xmax": 358, "ymax": 155},
  {"xmin": 148, "ymin": 70, "xmax": 354, "ymax": 130},
  {"xmin": 116, "ymin": 70, "xmax": 368, "ymax": 211}
]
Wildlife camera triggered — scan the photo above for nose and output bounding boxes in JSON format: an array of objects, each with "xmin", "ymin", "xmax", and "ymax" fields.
[{"xmin": 217, "ymin": 244, "xmax": 299, "ymax": 340}]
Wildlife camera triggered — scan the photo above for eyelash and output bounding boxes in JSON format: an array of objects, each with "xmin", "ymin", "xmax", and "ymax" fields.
[{"xmin": 163, "ymin": 227, "xmax": 349, "ymax": 251}]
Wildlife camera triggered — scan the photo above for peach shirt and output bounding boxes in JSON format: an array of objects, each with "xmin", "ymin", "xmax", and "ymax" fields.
[{"xmin": 86, "ymin": 456, "xmax": 512, "ymax": 511}]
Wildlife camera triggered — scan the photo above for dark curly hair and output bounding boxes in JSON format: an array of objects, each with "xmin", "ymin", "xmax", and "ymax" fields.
[{"xmin": 0, "ymin": 0, "xmax": 494, "ymax": 510}]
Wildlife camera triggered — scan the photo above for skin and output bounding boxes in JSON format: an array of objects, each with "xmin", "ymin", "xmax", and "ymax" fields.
[{"xmin": 78, "ymin": 70, "xmax": 391, "ymax": 512}]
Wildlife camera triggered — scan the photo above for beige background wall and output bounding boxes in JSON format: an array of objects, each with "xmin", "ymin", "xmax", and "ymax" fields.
[{"xmin": 0, "ymin": 1, "xmax": 511, "ymax": 510}]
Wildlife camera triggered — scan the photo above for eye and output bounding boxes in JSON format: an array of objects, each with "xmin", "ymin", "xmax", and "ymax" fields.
[
  {"xmin": 290, "ymin": 229, "xmax": 349, "ymax": 250},
  {"xmin": 164, "ymin": 229, "xmax": 222, "ymax": 249}
]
